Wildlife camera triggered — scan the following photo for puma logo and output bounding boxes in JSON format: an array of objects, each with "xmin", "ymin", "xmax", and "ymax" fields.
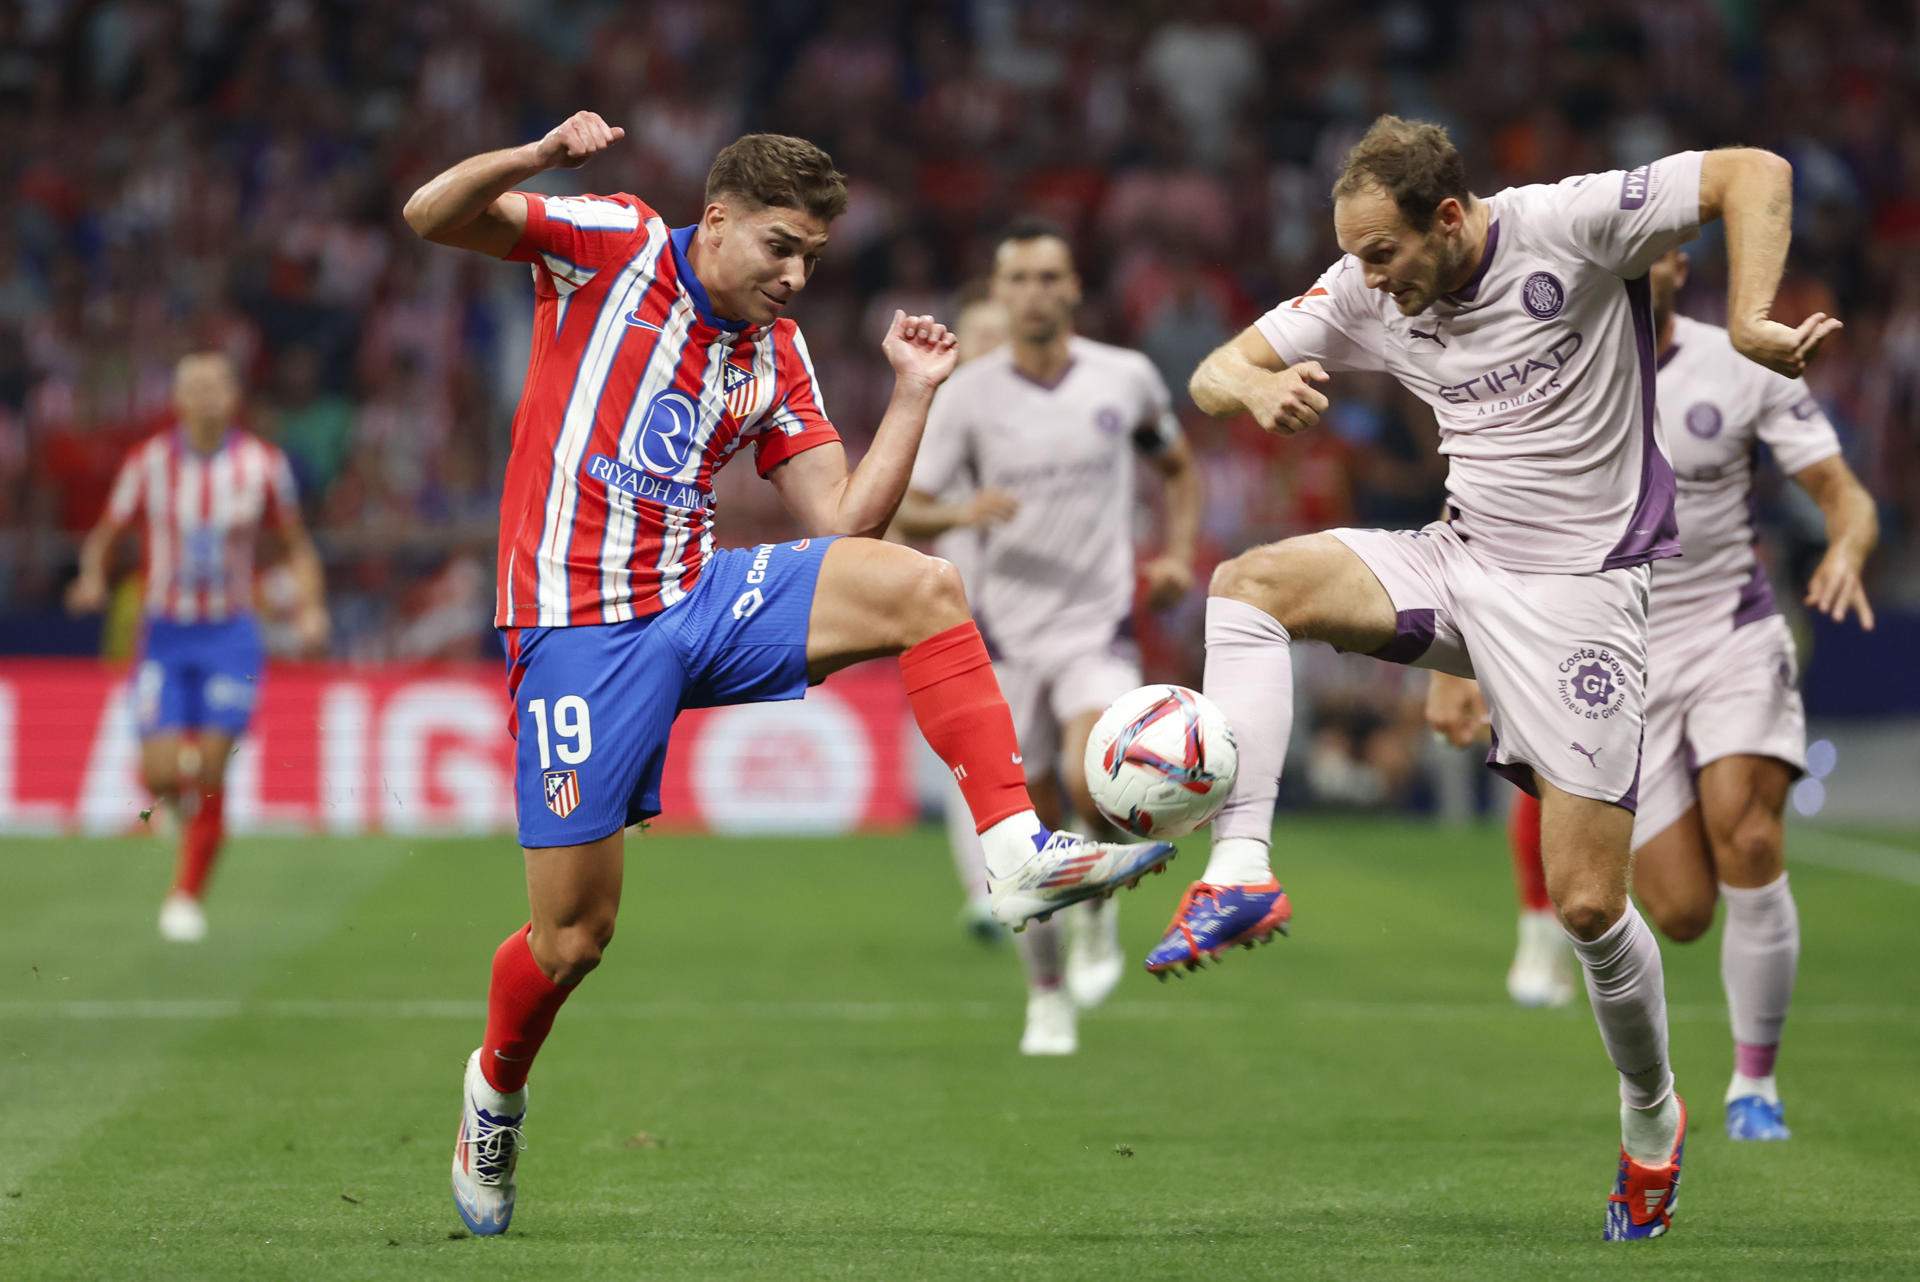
[
  {"xmin": 1570, "ymin": 741, "xmax": 1602, "ymax": 767},
  {"xmin": 1409, "ymin": 325, "xmax": 1446, "ymax": 347}
]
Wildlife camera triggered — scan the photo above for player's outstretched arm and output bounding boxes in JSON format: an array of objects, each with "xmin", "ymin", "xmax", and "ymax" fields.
[
  {"xmin": 64, "ymin": 515, "xmax": 123, "ymax": 613},
  {"xmin": 893, "ymin": 488, "xmax": 1018, "ymax": 539},
  {"xmin": 402, "ymin": 111, "xmax": 626, "ymax": 257},
  {"xmin": 1699, "ymin": 148, "xmax": 1842, "ymax": 378},
  {"xmin": 276, "ymin": 517, "xmax": 332, "ymax": 654},
  {"xmin": 769, "ymin": 311, "xmax": 959, "ymax": 539},
  {"xmin": 1189, "ymin": 326, "xmax": 1330, "ymax": 435},
  {"xmin": 1141, "ymin": 435, "xmax": 1200, "ymax": 608},
  {"xmin": 1793, "ymin": 455, "xmax": 1879, "ymax": 630},
  {"xmin": 1424, "ymin": 672, "xmax": 1490, "ymax": 748}
]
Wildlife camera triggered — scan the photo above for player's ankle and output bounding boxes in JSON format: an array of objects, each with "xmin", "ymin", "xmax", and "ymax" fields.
[
  {"xmin": 980, "ymin": 810, "xmax": 1046, "ymax": 882},
  {"xmin": 1199, "ymin": 836, "xmax": 1272, "ymax": 886}
]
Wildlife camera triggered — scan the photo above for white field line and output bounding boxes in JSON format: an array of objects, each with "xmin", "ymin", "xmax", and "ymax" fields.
[{"xmin": 2, "ymin": 997, "xmax": 1910, "ymax": 1024}]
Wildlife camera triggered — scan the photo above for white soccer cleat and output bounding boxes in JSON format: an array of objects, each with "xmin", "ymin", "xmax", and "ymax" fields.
[
  {"xmin": 1065, "ymin": 899, "xmax": 1125, "ymax": 1009},
  {"xmin": 1507, "ymin": 909, "xmax": 1576, "ymax": 1008},
  {"xmin": 959, "ymin": 892, "xmax": 1010, "ymax": 946},
  {"xmin": 157, "ymin": 892, "xmax": 207, "ymax": 943},
  {"xmin": 451, "ymin": 1048, "xmax": 526, "ymax": 1236},
  {"xmin": 1019, "ymin": 988, "xmax": 1078, "ymax": 1056},
  {"xmin": 987, "ymin": 829, "xmax": 1176, "ymax": 929}
]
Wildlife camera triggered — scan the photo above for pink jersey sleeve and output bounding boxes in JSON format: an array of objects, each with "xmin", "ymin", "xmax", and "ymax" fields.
[
  {"xmin": 910, "ymin": 374, "xmax": 971, "ymax": 496},
  {"xmin": 755, "ymin": 324, "xmax": 842, "ymax": 476},
  {"xmin": 1554, "ymin": 151, "xmax": 1703, "ymax": 280},
  {"xmin": 104, "ymin": 444, "xmax": 147, "ymax": 525},
  {"xmin": 1754, "ymin": 372, "xmax": 1841, "ymax": 476},
  {"xmin": 1253, "ymin": 256, "xmax": 1387, "ymax": 374},
  {"xmin": 506, "ymin": 192, "xmax": 651, "ymax": 285}
]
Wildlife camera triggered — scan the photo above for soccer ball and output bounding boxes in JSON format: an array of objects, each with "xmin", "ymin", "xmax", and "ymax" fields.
[{"xmin": 1083, "ymin": 684, "xmax": 1238, "ymax": 839}]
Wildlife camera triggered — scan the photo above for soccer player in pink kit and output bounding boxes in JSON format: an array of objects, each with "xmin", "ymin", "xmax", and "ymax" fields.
[
  {"xmin": 67, "ymin": 352, "xmax": 328, "ymax": 943},
  {"xmin": 404, "ymin": 112, "xmax": 1174, "ymax": 1236},
  {"xmin": 1169, "ymin": 116, "xmax": 1841, "ymax": 1239},
  {"xmin": 1430, "ymin": 245, "xmax": 1878, "ymax": 1142},
  {"xmin": 899, "ymin": 222, "xmax": 1201, "ymax": 1055}
]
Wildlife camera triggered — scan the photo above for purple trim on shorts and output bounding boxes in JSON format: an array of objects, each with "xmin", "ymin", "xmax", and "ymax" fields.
[
  {"xmin": 1602, "ymin": 275, "xmax": 1681, "ymax": 571},
  {"xmin": 1484, "ymin": 728, "xmax": 1539, "ymax": 798},
  {"xmin": 1009, "ymin": 359, "xmax": 1077, "ymax": 392},
  {"xmin": 1445, "ymin": 220, "xmax": 1501, "ymax": 304},
  {"xmin": 1369, "ymin": 608, "xmax": 1436, "ymax": 666},
  {"xmin": 1732, "ymin": 554, "xmax": 1778, "ymax": 630},
  {"xmin": 1616, "ymin": 733, "xmax": 1643, "ymax": 814}
]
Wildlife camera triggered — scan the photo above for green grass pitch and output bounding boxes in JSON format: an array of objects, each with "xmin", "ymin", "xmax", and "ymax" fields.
[{"xmin": 3, "ymin": 819, "xmax": 1918, "ymax": 1280}]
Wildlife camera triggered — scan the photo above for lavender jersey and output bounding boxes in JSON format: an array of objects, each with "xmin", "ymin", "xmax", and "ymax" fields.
[
  {"xmin": 1653, "ymin": 313, "xmax": 1840, "ymax": 636},
  {"xmin": 911, "ymin": 336, "xmax": 1180, "ymax": 659},
  {"xmin": 1257, "ymin": 151, "xmax": 1706, "ymax": 575}
]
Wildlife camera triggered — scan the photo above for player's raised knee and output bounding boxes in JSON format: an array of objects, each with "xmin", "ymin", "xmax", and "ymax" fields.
[
  {"xmin": 534, "ymin": 919, "xmax": 615, "ymax": 985},
  {"xmin": 1720, "ymin": 812, "xmax": 1784, "ymax": 883},
  {"xmin": 1556, "ymin": 889, "xmax": 1626, "ymax": 943},
  {"xmin": 895, "ymin": 549, "xmax": 971, "ymax": 640},
  {"xmin": 1210, "ymin": 541, "xmax": 1316, "ymax": 626}
]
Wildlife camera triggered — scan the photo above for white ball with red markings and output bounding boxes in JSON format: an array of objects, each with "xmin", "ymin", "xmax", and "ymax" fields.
[{"xmin": 1083, "ymin": 684, "xmax": 1238, "ymax": 839}]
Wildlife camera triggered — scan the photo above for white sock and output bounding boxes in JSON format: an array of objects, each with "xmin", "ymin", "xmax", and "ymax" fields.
[
  {"xmin": 1620, "ymin": 1092, "xmax": 1681, "ymax": 1167},
  {"xmin": 1198, "ymin": 597, "xmax": 1292, "ymax": 885},
  {"xmin": 1567, "ymin": 903, "xmax": 1675, "ymax": 1114},
  {"xmin": 944, "ymin": 781, "xmax": 990, "ymax": 902},
  {"xmin": 980, "ymin": 810, "xmax": 1046, "ymax": 882},
  {"xmin": 1719, "ymin": 873, "xmax": 1799, "ymax": 1056},
  {"xmin": 1017, "ymin": 916, "xmax": 1064, "ymax": 991},
  {"xmin": 1726, "ymin": 1071, "xmax": 1780, "ymax": 1106}
]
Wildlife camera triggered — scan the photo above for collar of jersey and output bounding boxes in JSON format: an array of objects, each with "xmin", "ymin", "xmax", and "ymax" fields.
[
  {"xmin": 174, "ymin": 425, "xmax": 236, "ymax": 458},
  {"xmin": 1443, "ymin": 217, "xmax": 1501, "ymax": 305},
  {"xmin": 668, "ymin": 225, "xmax": 753, "ymax": 336}
]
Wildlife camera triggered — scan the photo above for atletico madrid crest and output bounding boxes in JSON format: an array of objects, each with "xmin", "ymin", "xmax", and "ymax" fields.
[
  {"xmin": 722, "ymin": 360, "xmax": 758, "ymax": 418},
  {"xmin": 543, "ymin": 769, "xmax": 581, "ymax": 819}
]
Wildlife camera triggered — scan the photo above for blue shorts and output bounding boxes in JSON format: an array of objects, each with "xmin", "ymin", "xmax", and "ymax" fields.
[
  {"xmin": 506, "ymin": 537, "xmax": 838, "ymax": 847},
  {"xmin": 134, "ymin": 615, "xmax": 266, "ymax": 737}
]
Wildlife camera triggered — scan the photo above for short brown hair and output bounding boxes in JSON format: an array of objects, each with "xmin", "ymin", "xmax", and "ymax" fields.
[
  {"xmin": 1332, "ymin": 115, "xmax": 1471, "ymax": 232},
  {"xmin": 706, "ymin": 134, "xmax": 848, "ymax": 221}
]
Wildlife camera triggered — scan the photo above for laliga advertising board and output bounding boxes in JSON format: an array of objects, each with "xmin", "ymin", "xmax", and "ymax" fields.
[{"xmin": 0, "ymin": 661, "xmax": 915, "ymax": 835}]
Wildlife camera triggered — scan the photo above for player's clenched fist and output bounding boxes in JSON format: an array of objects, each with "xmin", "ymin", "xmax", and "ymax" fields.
[
  {"xmin": 536, "ymin": 111, "xmax": 626, "ymax": 169},
  {"xmin": 882, "ymin": 310, "xmax": 960, "ymax": 389},
  {"xmin": 1731, "ymin": 312, "xmax": 1843, "ymax": 378},
  {"xmin": 1248, "ymin": 361, "xmax": 1331, "ymax": 435}
]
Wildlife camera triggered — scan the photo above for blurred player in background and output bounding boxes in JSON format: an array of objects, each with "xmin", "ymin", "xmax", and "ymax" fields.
[
  {"xmin": 1428, "ymin": 245, "xmax": 1878, "ymax": 1140},
  {"xmin": 1176, "ymin": 116, "xmax": 1840, "ymax": 1238},
  {"xmin": 904, "ymin": 283, "xmax": 1016, "ymax": 944},
  {"xmin": 405, "ymin": 112, "xmax": 1176, "ymax": 1236},
  {"xmin": 66, "ymin": 352, "xmax": 328, "ymax": 942},
  {"xmin": 898, "ymin": 221, "xmax": 1201, "ymax": 1055}
]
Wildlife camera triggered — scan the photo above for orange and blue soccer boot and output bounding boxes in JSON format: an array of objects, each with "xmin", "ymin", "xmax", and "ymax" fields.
[
  {"xmin": 1605, "ymin": 1096, "xmax": 1687, "ymax": 1241},
  {"xmin": 1144, "ymin": 879, "xmax": 1291, "ymax": 976}
]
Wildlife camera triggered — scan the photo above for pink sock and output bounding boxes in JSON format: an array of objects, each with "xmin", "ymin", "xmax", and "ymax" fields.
[
  {"xmin": 1567, "ymin": 903, "xmax": 1674, "ymax": 1109},
  {"xmin": 1721, "ymin": 874, "xmax": 1798, "ymax": 1077},
  {"xmin": 1201, "ymin": 597, "xmax": 1292, "ymax": 863}
]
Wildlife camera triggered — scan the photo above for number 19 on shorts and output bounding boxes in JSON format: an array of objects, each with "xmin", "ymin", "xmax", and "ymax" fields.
[{"xmin": 527, "ymin": 695, "xmax": 593, "ymax": 769}]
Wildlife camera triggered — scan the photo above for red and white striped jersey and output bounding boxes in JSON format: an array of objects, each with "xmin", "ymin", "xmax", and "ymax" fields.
[
  {"xmin": 497, "ymin": 191, "xmax": 841, "ymax": 627},
  {"xmin": 104, "ymin": 428, "xmax": 299, "ymax": 623}
]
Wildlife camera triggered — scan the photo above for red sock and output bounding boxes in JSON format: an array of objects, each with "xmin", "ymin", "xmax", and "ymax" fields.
[
  {"xmin": 174, "ymin": 788, "xmax": 225, "ymax": 899},
  {"xmin": 1509, "ymin": 788, "xmax": 1551, "ymax": 912},
  {"xmin": 480, "ymin": 924, "xmax": 573, "ymax": 1094},
  {"xmin": 900, "ymin": 621, "xmax": 1032, "ymax": 833}
]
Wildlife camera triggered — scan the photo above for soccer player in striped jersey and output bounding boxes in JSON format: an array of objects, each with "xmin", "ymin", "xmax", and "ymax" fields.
[
  {"xmin": 67, "ymin": 351, "xmax": 329, "ymax": 942},
  {"xmin": 405, "ymin": 111, "xmax": 1175, "ymax": 1236},
  {"xmin": 1428, "ymin": 245, "xmax": 1878, "ymax": 1141}
]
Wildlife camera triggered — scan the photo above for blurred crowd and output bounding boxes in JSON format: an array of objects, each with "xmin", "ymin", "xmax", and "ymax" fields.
[{"xmin": 1, "ymin": 0, "xmax": 1915, "ymax": 799}]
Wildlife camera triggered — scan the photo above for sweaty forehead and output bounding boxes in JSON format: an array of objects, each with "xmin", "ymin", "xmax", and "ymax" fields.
[{"xmin": 1333, "ymin": 188, "xmax": 1410, "ymax": 256}]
